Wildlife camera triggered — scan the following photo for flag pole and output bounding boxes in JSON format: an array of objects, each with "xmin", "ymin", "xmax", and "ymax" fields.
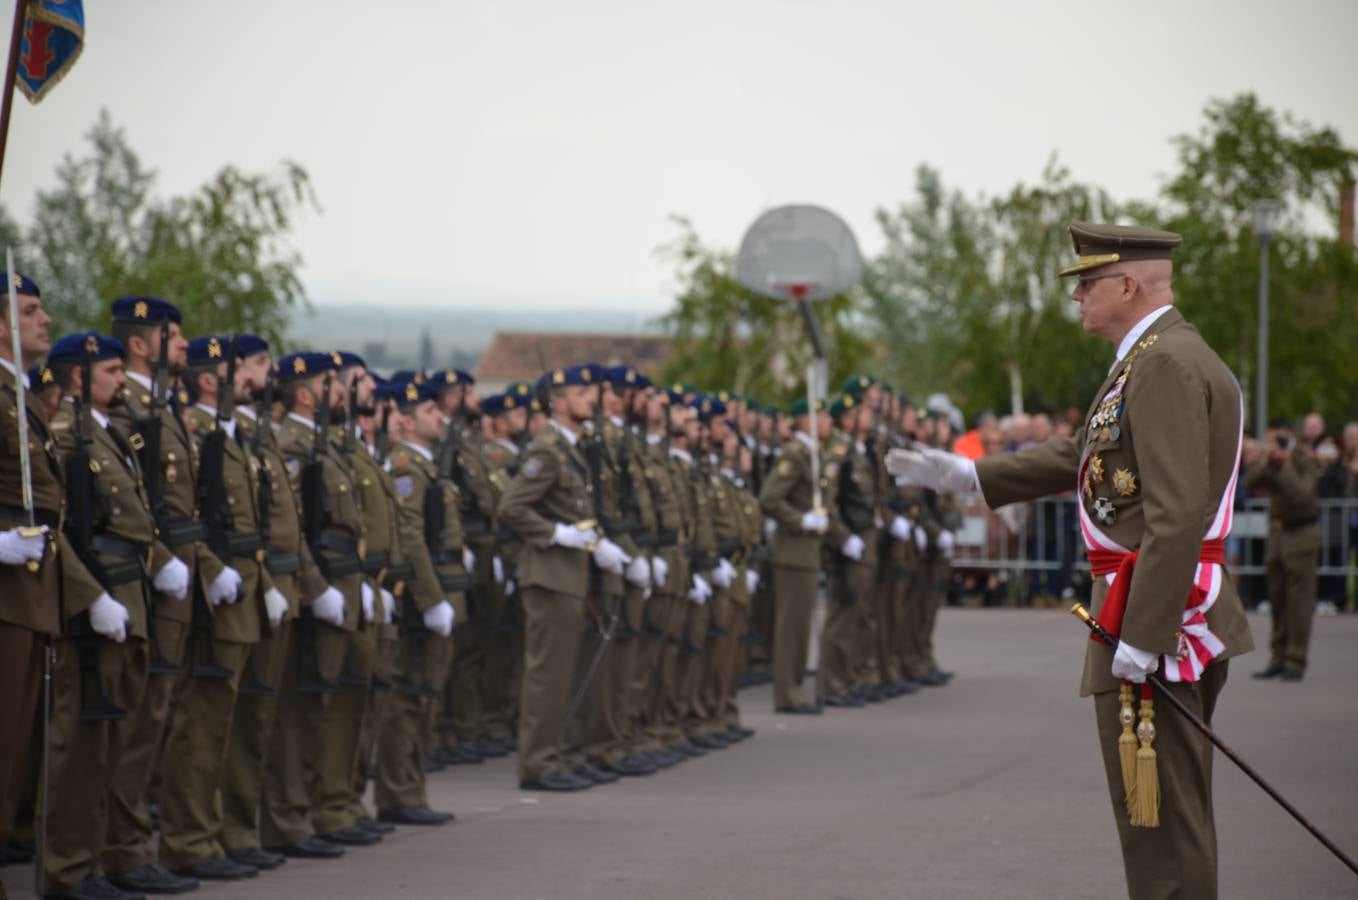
[{"xmin": 0, "ymin": 0, "xmax": 27, "ymax": 189}]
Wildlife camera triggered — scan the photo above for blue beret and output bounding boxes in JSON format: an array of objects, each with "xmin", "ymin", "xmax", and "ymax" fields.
[
  {"xmin": 276, "ymin": 351, "xmax": 339, "ymax": 382},
  {"xmin": 483, "ymin": 392, "xmax": 529, "ymax": 416},
  {"xmin": 544, "ymin": 364, "xmax": 598, "ymax": 388},
  {"xmin": 111, "ymin": 296, "xmax": 182, "ymax": 325},
  {"xmin": 390, "ymin": 369, "xmax": 428, "ymax": 385},
  {"xmin": 186, "ymin": 335, "xmax": 235, "ymax": 366},
  {"xmin": 27, "ymin": 363, "xmax": 55, "ymax": 388},
  {"xmin": 384, "ymin": 379, "xmax": 437, "ymax": 408},
  {"xmin": 662, "ymin": 387, "xmax": 684, "ymax": 405},
  {"xmin": 335, "ymin": 350, "xmax": 366, "ymax": 370},
  {"xmin": 689, "ymin": 395, "xmax": 727, "ymax": 423},
  {"xmin": 233, "ymin": 333, "xmax": 269, "ymax": 359},
  {"xmin": 2, "ymin": 272, "xmax": 40, "ymax": 297},
  {"xmin": 432, "ymin": 368, "xmax": 474, "ymax": 388},
  {"xmin": 49, "ymin": 331, "xmax": 126, "ymax": 364},
  {"xmin": 603, "ymin": 365, "xmax": 643, "ymax": 388},
  {"xmin": 505, "ymin": 380, "xmax": 534, "ymax": 400}
]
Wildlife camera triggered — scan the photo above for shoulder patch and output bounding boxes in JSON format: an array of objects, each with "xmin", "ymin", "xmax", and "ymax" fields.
[
  {"xmin": 522, "ymin": 456, "xmax": 543, "ymax": 478},
  {"xmin": 777, "ymin": 459, "xmax": 796, "ymax": 476},
  {"xmin": 394, "ymin": 475, "xmax": 414, "ymax": 497},
  {"xmin": 285, "ymin": 457, "xmax": 300, "ymax": 479}
]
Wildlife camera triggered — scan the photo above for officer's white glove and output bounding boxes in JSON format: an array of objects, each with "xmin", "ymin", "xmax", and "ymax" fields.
[
  {"xmin": 938, "ymin": 530, "xmax": 956, "ymax": 559},
  {"xmin": 763, "ymin": 517, "xmax": 777, "ymax": 540},
  {"xmin": 311, "ymin": 586, "xmax": 346, "ymax": 627},
  {"xmin": 0, "ymin": 526, "xmax": 47, "ymax": 565},
  {"xmin": 914, "ymin": 528, "xmax": 929, "ymax": 552},
  {"xmin": 720, "ymin": 557, "xmax": 739, "ymax": 588},
  {"xmin": 625, "ymin": 555, "xmax": 651, "ymax": 588},
  {"xmin": 361, "ymin": 581, "xmax": 376, "ymax": 623},
  {"xmin": 492, "ymin": 556, "xmax": 504, "ymax": 584},
  {"xmin": 380, "ymin": 587, "xmax": 395, "ymax": 624},
  {"xmin": 745, "ymin": 568, "xmax": 760, "ymax": 594},
  {"xmin": 154, "ymin": 556, "xmax": 192, "ymax": 601},
  {"xmin": 264, "ymin": 587, "xmax": 289, "ymax": 627},
  {"xmin": 462, "ymin": 546, "xmax": 476, "ymax": 572},
  {"xmin": 90, "ymin": 592, "xmax": 130, "ymax": 642},
  {"xmin": 1111, "ymin": 641, "xmax": 1158, "ymax": 684},
  {"xmin": 207, "ymin": 564, "xmax": 243, "ymax": 606},
  {"xmin": 889, "ymin": 515, "xmax": 913, "ymax": 542},
  {"xmin": 710, "ymin": 561, "xmax": 732, "ymax": 589},
  {"xmin": 841, "ymin": 535, "xmax": 865, "ymax": 561},
  {"xmin": 886, "ymin": 447, "xmax": 979, "ymax": 493},
  {"xmin": 687, "ymin": 573, "xmax": 712, "ymax": 605},
  {"xmin": 551, "ymin": 522, "xmax": 598, "ymax": 550},
  {"xmin": 505, "ymin": 579, "xmax": 516, "ymax": 597},
  {"xmin": 592, "ymin": 537, "xmax": 631, "ymax": 575},
  {"xmin": 800, "ymin": 511, "xmax": 829, "ymax": 533},
  {"xmin": 651, "ymin": 555, "xmax": 669, "ymax": 588},
  {"xmin": 423, "ymin": 600, "xmax": 454, "ymax": 636}
]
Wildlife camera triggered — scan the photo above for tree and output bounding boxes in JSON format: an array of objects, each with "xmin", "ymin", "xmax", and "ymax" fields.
[
  {"xmin": 657, "ymin": 216, "xmax": 874, "ymax": 405},
  {"xmin": 1150, "ymin": 93, "xmax": 1358, "ymax": 422},
  {"xmin": 12, "ymin": 109, "xmax": 317, "ymax": 346}
]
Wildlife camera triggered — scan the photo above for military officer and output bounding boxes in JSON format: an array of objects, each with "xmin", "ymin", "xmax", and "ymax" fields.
[
  {"xmin": 1244, "ymin": 418, "xmax": 1321, "ymax": 681},
  {"xmin": 370, "ymin": 379, "xmax": 455, "ymax": 826},
  {"xmin": 45, "ymin": 331, "xmax": 189, "ymax": 900},
  {"xmin": 497, "ymin": 365, "xmax": 627, "ymax": 791},
  {"xmin": 759, "ymin": 397, "xmax": 835, "ymax": 714},
  {"xmin": 103, "ymin": 297, "xmax": 232, "ymax": 894},
  {"xmin": 262, "ymin": 352, "xmax": 360, "ymax": 858},
  {"xmin": 889, "ymin": 222, "xmax": 1253, "ymax": 899},
  {"xmin": 0, "ymin": 275, "xmax": 65, "ymax": 869},
  {"xmin": 219, "ymin": 334, "xmax": 332, "ymax": 867}
]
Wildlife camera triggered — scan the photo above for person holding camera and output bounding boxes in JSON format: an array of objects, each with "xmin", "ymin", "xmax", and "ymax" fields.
[{"xmin": 1243, "ymin": 418, "xmax": 1320, "ymax": 681}]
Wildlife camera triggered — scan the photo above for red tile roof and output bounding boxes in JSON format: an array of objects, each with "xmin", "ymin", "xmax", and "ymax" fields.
[{"xmin": 474, "ymin": 331, "xmax": 673, "ymax": 384}]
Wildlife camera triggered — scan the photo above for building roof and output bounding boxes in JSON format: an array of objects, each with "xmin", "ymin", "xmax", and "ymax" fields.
[{"xmin": 473, "ymin": 331, "xmax": 673, "ymax": 386}]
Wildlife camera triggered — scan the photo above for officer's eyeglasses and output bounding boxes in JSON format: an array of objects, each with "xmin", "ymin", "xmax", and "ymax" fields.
[{"xmin": 1076, "ymin": 272, "xmax": 1127, "ymax": 289}]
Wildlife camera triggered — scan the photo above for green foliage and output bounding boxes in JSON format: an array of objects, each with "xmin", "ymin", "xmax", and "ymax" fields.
[
  {"xmin": 656, "ymin": 215, "xmax": 874, "ymax": 406},
  {"xmin": 10, "ymin": 109, "xmax": 316, "ymax": 347}
]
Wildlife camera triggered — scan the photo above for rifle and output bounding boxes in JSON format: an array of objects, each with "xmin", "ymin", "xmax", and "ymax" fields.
[
  {"xmin": 237, "ymin": 357, "xmax": 276, "ymax": 697},
  {"xmin": 297, "ymin": 372, "xmax": 341, "ymax": 693},
  {"xmin": 63, "ymin": 354, "xmax": 128, "ymax": 721},
  {"xmin": 191, "ymin": 341, "xmax": 238, "ymax": 680}
]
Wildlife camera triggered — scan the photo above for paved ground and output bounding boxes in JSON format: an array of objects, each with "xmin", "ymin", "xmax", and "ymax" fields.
[{"xmin": 6, "ymin": 608, "xmax": 1357, "ymax": 899}]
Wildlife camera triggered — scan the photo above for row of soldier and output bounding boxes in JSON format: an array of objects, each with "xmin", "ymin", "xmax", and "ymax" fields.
[{"xmin": 0, "ymin": 279, "xmax": 959, "ymax": 900}]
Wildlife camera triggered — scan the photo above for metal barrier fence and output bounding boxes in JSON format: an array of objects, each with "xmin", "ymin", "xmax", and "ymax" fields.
[{"xmin": 949, "ymin": 495, "xmax": 1358, "ymax": 604}]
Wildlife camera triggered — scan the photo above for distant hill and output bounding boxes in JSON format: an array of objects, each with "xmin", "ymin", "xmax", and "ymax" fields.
[{"xmin": 285, "ymin": 303, "xmax": 666, "ymax": 372}]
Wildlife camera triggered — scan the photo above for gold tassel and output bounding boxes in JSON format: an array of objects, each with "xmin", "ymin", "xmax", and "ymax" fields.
[
  {"xmin": 1130, "ymin": 696, "xmax": 1160, "ymax": 828},
  {"xmin": 1117, "ymin": 684, "xmax": 1139, "ymax": 810}
]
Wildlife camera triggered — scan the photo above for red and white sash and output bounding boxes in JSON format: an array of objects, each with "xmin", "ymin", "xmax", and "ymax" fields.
[{"xmin": 1076, "ymin": 389, "xmax": 1243, "ymax": 683}]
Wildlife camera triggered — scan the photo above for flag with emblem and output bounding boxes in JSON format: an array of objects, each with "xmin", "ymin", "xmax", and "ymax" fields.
[{"xmin": 15, "ymin": 1, "xmax": 85, "ymax": 104}]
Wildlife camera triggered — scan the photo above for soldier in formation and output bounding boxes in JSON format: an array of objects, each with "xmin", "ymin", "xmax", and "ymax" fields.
[{"xmin": 0, "ymin": 273, "xmax": 958, "ymax": 896}]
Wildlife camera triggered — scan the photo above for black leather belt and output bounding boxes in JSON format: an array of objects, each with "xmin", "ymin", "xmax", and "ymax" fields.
[
  {"xmin": 224, "ymin": 531, "xmax": 265, "ymax": 559},
  {"xmin": 655, "ymin": 528, "xmax": 678, "ymax": 548},
  {"xmin": 317, "ymin": 529, "xmax": 358, "ymax": 555},
  {"xmin": 361, "ymin": 551, "xmax": 391, "ymax": 575},
  {"xmin": 602, "ymin": 516, "xmax": 638, "ymax": 537},
  {"xmin": 438, "ymin": 572, "xmax": 473, "ymax": 593},
  {"xmin": 93, "ymin": 534, "xmax": 147, "ymax": 560},
  {"xmin": 750, "ymin": 545, "xmax": 770, "ymax": 564},
  {"xmin": 461, "ymin": 514, "xmax": 490, "ymax": 537},
  {"xmin": 633, "ymin": 531, "xmax": 657, "ymax": 548},
  {"xmin": 0, "ymin": 505, "xmax": 59, "ymax": 527},
  {"xmin": 266, "ymin": 551, "xmax": 301, "ymax": 576},
  {"xmin": 384, "ymin": 562, "xmax": 414, "ymax": 589},
  {"xmin": 495, "ymin": 525, "xmax": 521, "ymax": 546},
  {"xmin": 716, "ymin": 538, "xmax": 741, "ymax": 557},
  {"xmin": 158, "ymin": 517, "xmax": 207, "ymax": 547},
  {"xmin": 92, "ymin": 535, "xmax": 147, "ymax": 586},
  {"xmin": 691, "ymin": 551, "xmax": 717, "ymax": 570}
]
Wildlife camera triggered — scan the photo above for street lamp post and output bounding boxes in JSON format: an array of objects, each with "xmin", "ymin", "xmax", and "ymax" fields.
[{"xmin": 1253, "ymin": 200, "xmax": 1279, "ymax": 439}]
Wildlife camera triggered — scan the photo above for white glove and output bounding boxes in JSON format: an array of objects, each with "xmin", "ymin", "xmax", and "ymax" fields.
[
  {"xmin": 651, "ymin": 555, "xmax": 669, "ymax": 588},
  {"xmin": 592, "ymin": 537, "xmax": 631, "ymax": 574},
  {"xmin": 745, "ymin": 568, "xmax": 760, "ymax": 594},
  {"xmin": 89, "ymin": 592, "xmax": 130, "ymax": 643},
  {"xmin": 0, "ymin": 526, "xmax": 47, "ymax": 565},
  {"xmin": 687, "ymin": 573, "xmax": 712, "ymax": 605},
  {"xmin": 505, "ymin": 579, "xmax": 516, "ymax": 597},
  {"xmin": 938, "ymin": 530, "xmax": 956, "ymax": 559},
  {"xmin": 710, "ymin": 564, "xmax": 732, "ymax": 589},
  {"xmin": 841, "ymin": 535, "xmax": 865, "ymax": 561},
  {"xmin": 492, "ymin": 556, "xmax": 504, "ymax": 584},
  {"xmin": 154, "ymin": 556, "xmax": 192, "ymax": 601},
  {"xmin": 361, "ymin": 581, "xmax": 376, "ymax": 622},
  {"xmin": 625, "ymin": 555, "xmax": 651, "ymax": 588},
  {"xmin": 264, "ymin": 587, "xmax": 289, "ymax": 627},
  {"xmin": 423, "ymin": 600, "xmax": 454, "ymax": 636},
  {"xmin": 914, "ymin": 528, "xmax": 928, "ymax": 552},
  {"xmin": 551, "ymin": 522, "xmax": 598, "ymax": 550},
  {"xmin": 463, "ymin": 546, "xmax": 476, "ymax": 572},
  {"xmin": 715, "ymin": 557, "xmax": 738, "ymax": 588},
  {"xmin": 205, "ymin": 564, "xmax": 241, "ymax": 606},
  {"xmin": 1111, "ymin": 641, "xmax": 1158, "ymax": 684},
  {"xmin": 763, "ymin": 517, "xmax": 777, "ymax": 540},
  {"xmin": 885, "ymin": 447, "xmax": 978, "ymax": 493},
  {"xmin": 800, "ymin": 511, "xmax": 828, "ymax": 533},
  {"xmin": 311, "ymin": 586, "xmax": 346, "ymax": 626},
  {"xmin": 889, "ymin": 515, "xmax": 913, "ymax": 542},
  {"xmin": 380, "ymin": 587, "xmax": 395, "ymax": 624}
]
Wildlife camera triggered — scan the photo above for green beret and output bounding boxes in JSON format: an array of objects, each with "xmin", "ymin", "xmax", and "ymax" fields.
[
  {"xmin": 829, "ymin": 392, "xmax": 859, "ymax": 418},
  {"xmin": 788, "ymin": 397, "xmax": 825, "ymax": 417},
  {"xmin": 842, "ymin": 373, "xmax": 877, "ymax": 398}
]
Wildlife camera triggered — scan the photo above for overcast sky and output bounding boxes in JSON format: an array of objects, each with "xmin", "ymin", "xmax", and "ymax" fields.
[{"xmin": 2, "ymin": 0, "xmax": 1355, "ymax": 314}]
